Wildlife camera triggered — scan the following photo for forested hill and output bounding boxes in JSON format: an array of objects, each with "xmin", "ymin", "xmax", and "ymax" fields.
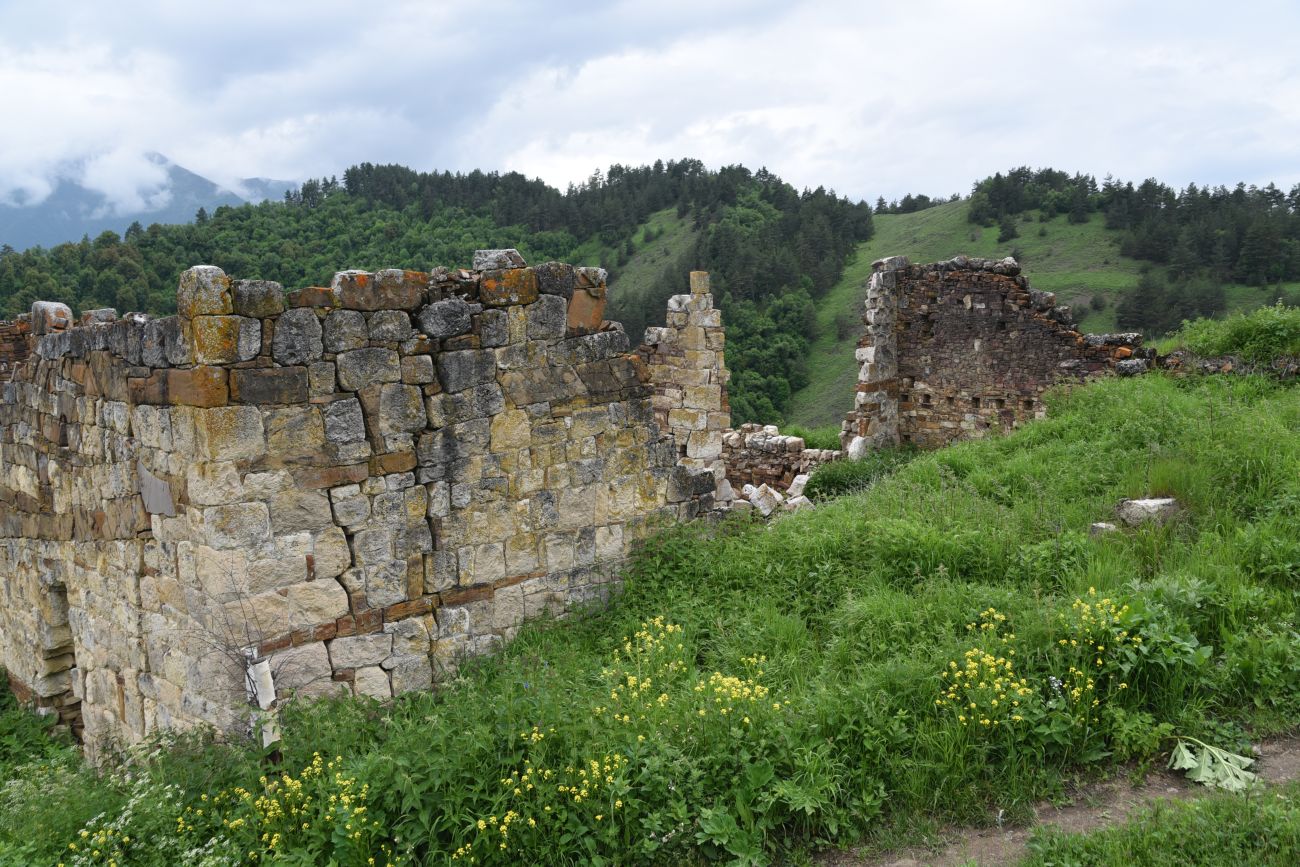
[{"xmin": 0, "ymin": 160, "xmax": 873, "ymax": 423}]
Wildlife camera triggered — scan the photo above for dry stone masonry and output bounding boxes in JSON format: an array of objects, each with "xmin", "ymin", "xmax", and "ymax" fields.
[
  {"xmin": 0, "ymin": 252, "xmax": 728, "ymax": 760},
  {"xmin": 842, "ymin": 255, "xmax": 1152, "ymax": 453}
]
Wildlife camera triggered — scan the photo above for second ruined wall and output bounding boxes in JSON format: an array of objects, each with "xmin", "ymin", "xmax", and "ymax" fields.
[{"xmin": 843, "ymin": 255, "xmax": 1150, "ymax": 452}]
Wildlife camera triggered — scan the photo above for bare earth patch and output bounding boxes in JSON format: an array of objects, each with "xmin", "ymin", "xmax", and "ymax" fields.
[{"xmin": 819, "ymin": 735, "xmax": 1300, "ymax": 867}]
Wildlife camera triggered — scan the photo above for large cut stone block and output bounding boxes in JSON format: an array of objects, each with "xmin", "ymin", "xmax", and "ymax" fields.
[
  {"xmin": 192, "ymin": 315, "xmax": 260, "ymax": 364},
  {"xmin": 336, "ymin": 348, "xmax": 401, "ymax": 391},
  {"xmin": 272, "ymin": 308, "xmax": 324, "ymax": 365},
  {"xmin": 567, "ymin": 285, "xmax": 607, "ymax": 335},
  {"xmin": 437, "ymin": 349, "xmax": 497, "ymax": 393},
  {"xmin": 232, "ymin": 280, "xmax": 285, "ymax": 318},
  {"xmin": 195, "ymin": 405, "xmax": 266, "ymax": 461},
  {"xmin": 177, "ymin": 266, "xmax": 232, "ymax": 319},
  {"xmin": 231, "ymin": 367, "xmax": 308, "ymax": 405},
  {"xmin": 323, "ymin": 309, "xmax": 368, "ymax": 353},
  {"xmin": 479, "ymin": 268, "xmax": 538, "ymax": 307},
  {"xmin": 323, "ymin": 398, "xmax": 367, "ymax": 444},
  {"xmin": 417, "ymin": 298, "xmax": 476, "ymax": 339},
  {"xmin": 159, "ymin": 366, "xmax": 226, "ymax": 407}
]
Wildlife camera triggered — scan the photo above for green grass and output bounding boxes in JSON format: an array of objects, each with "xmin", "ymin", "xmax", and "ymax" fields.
[
  {"xmin": 4, "ymin": 374, "xmax": 1300, "ymax": 865},
  {"xmin": 1019, "ymin": 780, "xmax": 1300, "ymax": 865}
]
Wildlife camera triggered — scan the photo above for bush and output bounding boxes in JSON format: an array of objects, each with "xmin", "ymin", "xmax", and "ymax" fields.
[
  {"xmin": 1176, "ymin": 302, "xmax": 1300, "ymax": 363},
  {"xmin": 803, "ymin": 447, "xmax": 916, "ymax": 500}
]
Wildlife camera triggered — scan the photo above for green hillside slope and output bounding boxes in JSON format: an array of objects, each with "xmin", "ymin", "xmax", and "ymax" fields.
[{"xmin": 786, "ymin": 198, "xmax": 1294, "ymax": 427}]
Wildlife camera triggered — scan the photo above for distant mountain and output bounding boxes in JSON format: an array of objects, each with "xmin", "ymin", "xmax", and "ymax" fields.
[{"xmin": 0, "ymin": 154, "xmax": 296, "ymax": 251}]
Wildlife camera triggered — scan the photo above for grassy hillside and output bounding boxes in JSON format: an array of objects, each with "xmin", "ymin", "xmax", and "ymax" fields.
[
  {"xmin": 4, "ymin": 374, "xmax": 1300, "ymax": 865},
  {"xmin": 787, "ymin": 199, "xmax": 1296, "ymax": 427},
  {"xmin": 585, "ymin": 207, "xmax": 700, "ymax": 340}
]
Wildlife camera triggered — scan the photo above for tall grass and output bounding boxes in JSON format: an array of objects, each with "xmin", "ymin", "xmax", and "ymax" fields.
[{"xmin": 2, "ymin": 374, "xmax": 1299, "ymax": 865}]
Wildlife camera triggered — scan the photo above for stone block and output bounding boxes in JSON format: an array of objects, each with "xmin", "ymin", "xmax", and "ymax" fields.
[
  {"xmin": 566, "ymin": 285, "xmax": 607, "ymax": 334},
  {"xmin": 272, "ymin": 308, "xmax": 324, "ymax": 365},
  {"xmin": 323, "ymin": 398, "xmax": 367, "ymax": 444},
  {"xmin": 336, "ymin": 348, "xmax": 401, "ymax": 391},
  {"xmin": 329, "ymin": 633, "xmax": 393, "ymax": 669},
  {"xmin": 177, "ymin": 266, "xmax": 232, "ymax": 319},
  {"xmin": 378, "ymin": 383, "xmax": 426, "ymax": 435},
  {"xmin": 472, "ymin": 249, "xmax": 527, "ymax": 270},
  {"xmin": 400, "ymin": 354, "xmax": 435, "ymax": 384},
  {"xmin": 231, "ymin": 367, "xmax": 308, "ymax": 405},
  {"xmin": 268, "ymin": 642, "xmax": 345, "ymax": 698},
  {"xmin": 479, "ymin": 268, "xmax": 539, "ymax": 307},
  {"xmin": 203, "ymin": 502, "xmax": 271, "ymax": 549},
  {"xmin": 167, "ymin": 366, "xmax": 229, "ymax": 407},
  {"xmin": 270, "ymin": 489, "xmax": 333, "ymax": 534},
  {"xmin": 323, "ymin": 309, "xmax": 368, "ymax": 353},
  {"xmin": 342, "ymin": 269, "xmax": 426, "ymax": 311},
  {"xmin": 527, "ymin": 294, "xmax": 568, "ymax": 340},
  {"xmin": 417, "ymin": 298, "xmax": 476, "ymax": 339},
  {"xmin": 194, "ymin": 405, "xmax": 266, "ymax": 461},
  {"xmin": 489, "ymin": 408, "xmax": 531, "ymax": 452},
  {"xmin": 352, "ymin": 666, "xmax": 392, "ymax": 699},
  {"xmin": 1116, "ymin": 497, "xmax": 1180, "ymax": 526},
  {"xmin": 232, "ymin": 280, "xmax": 285, "ymax": 318},
  {"xmin": 386, "ymin": 654, "xmax": 433, "ymax": 695},
  {"xmin": 437, "ymin": 349, "xmax": 497, "ymax": 393},
  {"xmin": 369, "ymin": 309, "xmax": 413, "ymax": 341}
]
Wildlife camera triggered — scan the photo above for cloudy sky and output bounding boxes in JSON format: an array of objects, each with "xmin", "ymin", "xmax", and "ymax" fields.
[{"xmin": 3, "ymin": 0, "xmax": 1299, "ymax": 210}]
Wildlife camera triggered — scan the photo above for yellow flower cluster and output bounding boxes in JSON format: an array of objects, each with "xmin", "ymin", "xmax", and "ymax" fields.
[
  {"xmin": 1051, "ymin": 588, "xmax": 1138, "ymax": 723},
  {"xmin": 939, "ymin": 608, "xmax": 1032, "ymax": 727}
]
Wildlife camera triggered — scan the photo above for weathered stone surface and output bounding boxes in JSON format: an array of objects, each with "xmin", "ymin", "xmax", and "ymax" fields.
[
  {"xmin": 192, "ymin": 316, "xmax": 261, "ymax": 364},
  {"xmin": 323, "ymin": 310, "xmax": 368, "ymax": 353},
  {"xmin": 232, "ymin": 280, "xmax": 285, "ymax": 318},
  {"xmin": 31, "ymin": 301, "xmax": 73, "ymax": 335},
  {"xmin": 336, "ymin": 348, "xmax": 401, "ymax": 391},
  {"xmin": 323, "ymin": 398, "xmax": 367, "ymax": 444},
  {"xmin": 231, "ymin": 367, "xmax": 309, "ymax": 405},
  {"xmin": 472, "ymin": 249, "xmax": 527, "ymax": 270},
  {"xmin": 437, "ymin": 349, "xmax": 497, "ymax": 393},
  {"xmin": 194, "ymin": 405, "xmax": 266, "ymax": 461},
  {"xmin": 203, "ymin": 502, "xmax": 271, "ymax": 549},
  {"xmin": 567, "ymin": 285, "xmax": 607, "ymax": 334},
  {"xmin": 167, "ymin": 367, "xmax": 229, "ymax": 407},
  {"xmin": 369, "ymin": 310, "xmax": 412, "ymax": 342},
  {"xmin": 352, "ymin": 665, "xmax": 392, "ymax": 699},
  {"xmin": 1116, "ymin": 497, "xmax": 1180, "ymax": 527},
  {"xmin": 417, "ymin": 298, "xmax": 476, "ymax": 339},
  {"xmin": 329, "ymin": 633, "xmax": 393, "ymax": 669},
  {"xmin": 479, "ymin": 268, "xmax": 539, "ymax": 307},
  {"xmin": 272, "ymin": 308, "xmax": 324, "ymax": 365},
  {"xmin": 379, "ymin": 384, "xmax": 426, "ymax": 434},
  {"xmin": 527, "ymin": 294, "xmax": 568, "ymax": 340},
  {"xmin": 534, "ymin": 262, "xmax": 576, "ymax": 299},
  {"xmin": 177, "ymin": 266, "xmax": 232, "ymax": 319}
]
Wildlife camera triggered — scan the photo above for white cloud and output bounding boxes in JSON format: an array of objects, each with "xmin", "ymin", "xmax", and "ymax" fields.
[{"xmin": 1, "ymin": 0, "xmax": 1298, "ymax": 210}]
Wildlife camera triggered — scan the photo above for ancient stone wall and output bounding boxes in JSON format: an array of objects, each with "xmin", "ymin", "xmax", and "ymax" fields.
[
  {"xmin": 0, "ymin": 252, "xmax": 726, "ymax": 759},
  {"xmin": 843, "ymin": 256, "xmax": 1151, "ymax": 452},
  {"xmin": 722, "ymin": 424, "xmax": 840, "ymax": 493}
]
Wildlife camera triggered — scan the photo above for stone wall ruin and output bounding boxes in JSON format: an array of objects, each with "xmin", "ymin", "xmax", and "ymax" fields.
[
  {"xmin": 842, "ymin": 255, "xmax": 1152, "ymax": 453},
  {"xmin": 0, "ymin": 253, "xmax": 728, "ymax": 760}
]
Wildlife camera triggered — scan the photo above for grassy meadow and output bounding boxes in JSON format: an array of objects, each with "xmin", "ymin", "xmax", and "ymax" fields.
[{"xmin": 2, "ymin": 371, "xmax": 1299, "ymax": 865}]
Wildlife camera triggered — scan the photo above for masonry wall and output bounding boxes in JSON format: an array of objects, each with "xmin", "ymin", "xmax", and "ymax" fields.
[
  {"xmin": 722, "ymin": 424, "xmax": 840, "ymax": 493},
  {"xmin": 0, "ymin": 253, "xmax": 725, "ymax": 760},
  {"xmin": 843, "ymin": 256, "xmax": 1150, "ymax": 453}
]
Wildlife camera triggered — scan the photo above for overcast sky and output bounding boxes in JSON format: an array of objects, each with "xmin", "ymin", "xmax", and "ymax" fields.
[{"xmin": 3, "ymin": 0, "xmax": 1299, "ymax": 211}]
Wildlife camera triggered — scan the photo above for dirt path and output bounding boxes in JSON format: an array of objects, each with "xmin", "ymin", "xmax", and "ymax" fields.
[{"xmin": 818, "ymin": 735, "xmax": 1300, "ymax": 867}]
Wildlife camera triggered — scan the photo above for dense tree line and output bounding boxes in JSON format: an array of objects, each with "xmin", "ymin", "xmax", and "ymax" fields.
[
  {"xmin": 968, "ymin": 167, "xmax": 1300, "ymax": 332},
  {"xmin": 0, "ymin": 160, "xmax": 874, "ymax": 423}
]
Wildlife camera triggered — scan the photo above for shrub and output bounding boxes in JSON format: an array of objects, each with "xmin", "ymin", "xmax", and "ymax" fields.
[
  {"xmin": 804, "ymin": 447, "xmax": 916, "ymax": 500},
  {"xmin": 1176, "ymin": 302, "xmax": 1300, "ymax": 363}
]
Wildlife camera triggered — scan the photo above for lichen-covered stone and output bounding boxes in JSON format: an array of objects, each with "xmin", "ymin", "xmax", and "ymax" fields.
[
  {"xmin": 232, "ymin": 280, "xmax": 285, "ymax": 318},
  {"xmin": 323, "ymin": 398, "xmax": 367, "ymax": 444},
  {"xmin": 323, "ymin": 309, "xmax": 368, "ymax": 353},
  {"xmin": 177, "ymin": 266, "xmax": 232, "ymax": 319},
  {"xmin": 272, "ymin": 308, "xmax": 324, "ymax": 365},
  {"xmin": 437, "ymin": 349, "xmax": 497, "ymax": 393},
  {"xmin": 479, "ymin": 268, "xmax": 539, "ymax": 307},
  {"xmin": 417, "ymin": 298, "xmax": 475, "ymax": 339},
  {"xmin": 472, "ymin": 249, "xmax": 527, "ymax": 270},
  {"xmin": 336, "ymin": 348, "xmax": 401, "ymax": 391}
]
